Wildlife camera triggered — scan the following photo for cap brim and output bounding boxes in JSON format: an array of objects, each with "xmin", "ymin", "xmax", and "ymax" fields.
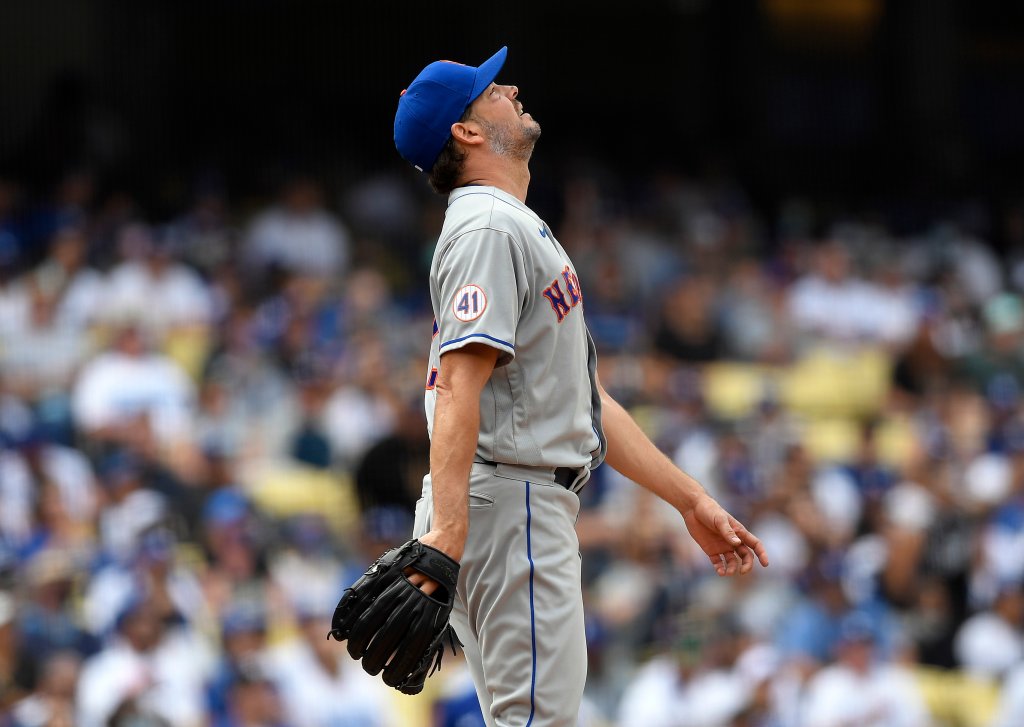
[{"xmin": 471, "ymin": 46, "xmax": 508, "ymax": 102}]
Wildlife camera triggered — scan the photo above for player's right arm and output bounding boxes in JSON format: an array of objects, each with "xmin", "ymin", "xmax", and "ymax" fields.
[{"xmin": 416, "ymin": 342, "xmax": 499, "ymax": 567}]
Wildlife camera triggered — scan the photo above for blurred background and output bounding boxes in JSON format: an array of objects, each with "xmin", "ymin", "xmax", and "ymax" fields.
[{"xmin": 2, "ymin": 1, "xmax": 1024, "ymax": 725}]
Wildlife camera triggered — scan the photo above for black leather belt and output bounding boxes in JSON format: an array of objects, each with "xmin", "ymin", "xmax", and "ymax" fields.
[
  {"xmin": 553, "ymin": 467, "xmax": 576, "ymax": 488},
  {"xmin": 474, "ymin": 458, "xmax": 577, "ymax": 489}
]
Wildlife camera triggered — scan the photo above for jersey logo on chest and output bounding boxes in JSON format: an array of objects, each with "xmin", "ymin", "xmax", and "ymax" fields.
[{"xmin": 542, "ymin": 265, "xmax": 583, "ymax": 323}]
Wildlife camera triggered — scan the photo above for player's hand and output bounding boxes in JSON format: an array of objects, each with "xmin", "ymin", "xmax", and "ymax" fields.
[
  {"xmin": 681, "ymin": 495, "xmax": 769, "ymax": 577},
  {"xmin": 405, "ymin": 529, "xmax": 464, "ymax": 596}
]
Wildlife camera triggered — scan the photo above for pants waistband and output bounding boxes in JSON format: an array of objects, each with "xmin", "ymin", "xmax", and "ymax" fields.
[{"xmin": 472, "ymin": 457, "xmax": 589, "ymax": 493}]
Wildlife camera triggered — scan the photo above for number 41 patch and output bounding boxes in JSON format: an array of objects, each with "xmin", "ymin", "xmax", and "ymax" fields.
[{"xmin": 452, "ymin": 284, "xmax": 487, "ymax": 322}]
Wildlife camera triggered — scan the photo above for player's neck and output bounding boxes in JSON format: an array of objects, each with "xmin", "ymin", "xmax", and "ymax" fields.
[{"xmin": 458, "ymin": 161, "xmax": 531, "ymax": 203}]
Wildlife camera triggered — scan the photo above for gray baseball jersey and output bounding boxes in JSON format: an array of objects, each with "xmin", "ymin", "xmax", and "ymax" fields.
[
  {"xmin": 424, "ymin": 185, "xmax": 607, "ymax": 475},
  {"xmin": 418, "ymin": 184, "xmax": 606, "ymax": 725}
]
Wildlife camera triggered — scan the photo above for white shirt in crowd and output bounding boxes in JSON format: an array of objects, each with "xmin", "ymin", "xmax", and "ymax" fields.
[
  {"xmin": 76, "ymin": 629, "xmax": 215, "ymax": 727},
  {"xmin": 787, "ymin": 275, "xmax": 918, "ymax": 346},
  {"xmin": 52, "ymin": 265, "xmax": 106, "ymax": 329},
  {"xmin": 991, "ymin": 662, "xmax": 1024, "ymax": 727},
  {"xmin": 97, "ymin": 490, "xmax": 168, "ymax": 564},
  {"xmin": 616, "ymin": 656, "xmax": 749, "ymax": 727},
  {"xmin": 954, "ymin": 610, "xmax": 1024, "ymax": 680},
  {"xmin": 71, "ymin": 350, "xmax": 197, "ymax": 445},
  {"xmin": 0, "ymin": 444, "xmax": 98, "ymax": 548},
  {"xmin": 244, "ymin": 206, "xmax": 350, "ymax": 277},
  {"xmin": 0, "ymin": 322, "xmax": 91, "ymax": 392},
  {"xmin": 320, "ymin": 385, "xmax": 397, "ymax": 466},
  {"xmin": 265, "ymin": 638, "xmax": 401, "ymax": 727},
  {"xmin": 800, "ymin": 661, "xmax": 931, "ymax": 727},
  {"xmin": 100, "ymin": 261, "xmax": 213, "ymax": 333},
  {"xmin": 83, "ymin": 560, "xmax": 206, "ymax": 636},
  {"xmin": 0, "ymin": 279, "xmax": 30, "ymax": 335}
]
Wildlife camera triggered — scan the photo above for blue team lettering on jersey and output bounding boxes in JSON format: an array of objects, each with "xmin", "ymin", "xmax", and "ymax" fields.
[
  {"xmin": 542, "ymin": 265, "xmax": 582, "ymax": 323},
  {"xmin": 425, "ymin": 367, "xmax": 439, "ymax": 390},
  {"xmin": 561, "ymin": 267, "xmax": 582, "ymax": 306},
  {"xmin": 543, "ymin": 281, "xmax": 570, "ymax": 321}
]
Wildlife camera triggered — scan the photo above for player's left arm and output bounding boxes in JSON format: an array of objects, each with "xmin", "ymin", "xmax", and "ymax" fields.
[{"xmin": 597, "ymin": 379, "xmax": 769, "ymax": 576}]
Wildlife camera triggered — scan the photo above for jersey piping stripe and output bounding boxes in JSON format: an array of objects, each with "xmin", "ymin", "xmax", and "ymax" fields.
[
  {"xmin": 448, "ymin": 191, "xmax": 502, "ymax": 208},
  {"xmin": 439, "ymin": 332, "xmax": 515, "ymax": 350},
  {"xmin": 525, "ymin": 481, "xmax": 537, "ymax": 727}
]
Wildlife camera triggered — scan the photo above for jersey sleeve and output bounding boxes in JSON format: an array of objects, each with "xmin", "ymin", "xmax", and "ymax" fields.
[{"xmin": 435, "ymin": 228, "xmax": 527, "ymax": 366}]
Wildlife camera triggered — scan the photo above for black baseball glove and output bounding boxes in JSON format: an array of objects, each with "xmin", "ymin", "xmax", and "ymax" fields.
[{"xmin": 328, "ymin": 539, "xmax": 461, "ymax": 694}]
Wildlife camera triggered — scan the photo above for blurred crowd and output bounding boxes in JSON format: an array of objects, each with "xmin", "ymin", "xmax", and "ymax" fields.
[{"xmin": 2, "ymin": 164, "xmax": 1024, "ymax": 727}]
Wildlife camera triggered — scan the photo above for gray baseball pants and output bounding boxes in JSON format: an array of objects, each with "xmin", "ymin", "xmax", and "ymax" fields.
[{"xmin": 414, "ymin": 461, "xmax": 586, "ymax": 727}]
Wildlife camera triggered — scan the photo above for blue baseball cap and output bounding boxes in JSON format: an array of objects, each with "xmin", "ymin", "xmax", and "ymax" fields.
[{"xmin": 394, "ymin": 47, "xmax": 508, "ymax": 172}]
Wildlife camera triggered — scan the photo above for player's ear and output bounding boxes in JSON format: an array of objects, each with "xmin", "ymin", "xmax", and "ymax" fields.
[{"xmin": 451, "ymin": 119, "xmax": 485, "ymax": 147}]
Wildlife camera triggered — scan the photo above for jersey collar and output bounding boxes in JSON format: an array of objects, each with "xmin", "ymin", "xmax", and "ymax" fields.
[{"xmin": 448, "ymin": 186, "xmax": 539, "ymax": 222}]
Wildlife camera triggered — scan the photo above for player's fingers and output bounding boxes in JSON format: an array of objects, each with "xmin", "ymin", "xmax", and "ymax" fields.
[
  {"xmin": 716, "ymin": 513, "xmax": 743, "ymax": 547},
  {"xmin": 710, "ymin": 552, "xmax": 739, "ymax": 577},
  {"xmin": 738, "ymin": 529, "xmax": 769, "ymax": 568},
  {"xmin": 726, "ymin": 550, "xmax": 743, "ymax": 577},
  {"xmin": 754, "ymin": 540, "xmax": 770, "ymax": 568},
  {"xmin": 731, "ymin": 519, "xmax": 770, "ymax": 568},
  {"xmin": 403, "ymin": 568, "xmax": 440, "ymax": 595},
  {"xmin": 737, "ymin": 545, "xmax": 755, "ymax": 575}
]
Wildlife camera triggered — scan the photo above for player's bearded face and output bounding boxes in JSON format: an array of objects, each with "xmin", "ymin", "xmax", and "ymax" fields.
[{"xmin": 478, "ymin": 114, "xmax": 541, "ymax": 161}]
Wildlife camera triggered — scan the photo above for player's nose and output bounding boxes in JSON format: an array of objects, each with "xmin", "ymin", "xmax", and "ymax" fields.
[{"xmin": 503, "ymin": 85, "xmax": 518, "ymax": 99}]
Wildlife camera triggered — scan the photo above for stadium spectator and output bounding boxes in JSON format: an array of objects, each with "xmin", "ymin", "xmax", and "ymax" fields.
[
  {"xmin": 320, "ymin": 331, "xmax": 400, "ymax": 467},
  {"xmin": 100, "ymin": 223, "xmax": 214, "ymax": 337},
  {"xmin": 265, "ymin": 599, "xmax": 402, "ymax": 727},
  {"xmin": 862, "ymin": 251, "xmax": 921, "ymax": 351},
  {"xmin": 70, "ymin": 322, "xmax": 197, "ymax": 451},
  {"xmin": 75, "ymin": 597, "xmax": 214, "ymax": 727},
  {"xmin": 991, "ymin": 660, "xmax": 1024, "ymax": 727},
  {"xmin": 16, "ymin": 550, "xmax": 99, "ymax": 693},
  {"xmin": 652, "ymin": 274, "xmax": 726, "ymax": 364},
  {"xmin": 92, "ymin": 450, "xmax": 169, "ymax": 564},
  {"xmin": 0, "ymin": 285, "xmax": 92, "ymax": 414},
  {"xmin": 8, "ymin": 650, "xmax": 81, "ymax": 727},
  {"xmin": 799, "ymin": 613, "xmax": 930, "ymax": 727},
  {"xmin": 719, "ymin": 259, "xmax": 795, "ymax": 362},
  {"xmin": 0, "ymin": 425, "xmax": 97, "ymax": 559},
  {"xmin": 616, "ymin": 619, "xmax": 750, "ymax": 727},
  {"xmin": 169, "ymin": 181, "xmax": 235, "ymax": 276},
  {"xmin": 25, "ymin": 224, "xmax": 104, "ymax": 330},
  {"xmin": 214, "ymin": 663, "xmax": 287, "ymax": 727},
  {"xmin": 205, "ymin": 598, "xmax": 274, "ymax": 725},
  {"xmin": 83, "ymin": 527, "xmax": 207, "ymax": 637},
  {"xmin": 787, "ymin": 239, "xmax": 874, "ymax": 346},
  {"xmin": 267, "ymin": 514, "xmax": 346, "ymax": 621},
  {"xmin": 954, "ymin": 583, "xmax": 1024, "ymax": 680},
  {"xmin": 242, "ymin": 176, "xmax": 350, "ymax": 281}
]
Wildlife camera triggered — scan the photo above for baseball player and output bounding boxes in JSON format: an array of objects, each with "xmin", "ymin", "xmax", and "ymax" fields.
[{"xmin": 391, "ymin": 47, "xmax": 769, "ymax": 726}]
